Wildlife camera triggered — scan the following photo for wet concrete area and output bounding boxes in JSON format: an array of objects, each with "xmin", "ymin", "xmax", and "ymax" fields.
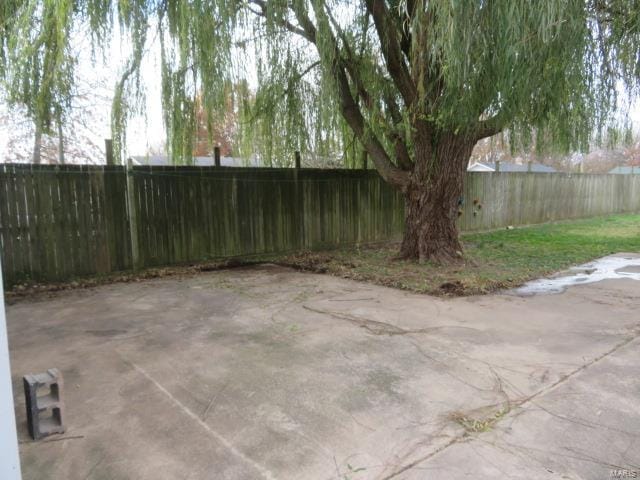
[
  {"xmin": 6, "ymin": 256, "xmax": 640, "ymax": 479},
  {"xmin": 515, "ymin": 253, "xmax": 640, "ymax": 295}
]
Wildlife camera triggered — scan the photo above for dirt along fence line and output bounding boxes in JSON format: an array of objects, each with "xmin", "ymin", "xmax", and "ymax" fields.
[{"xmin": 1, "ymin": 163, "xmax": 639, "ymax": 287}]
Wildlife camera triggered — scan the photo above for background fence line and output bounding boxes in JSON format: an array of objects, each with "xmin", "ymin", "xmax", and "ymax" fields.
[{"xmin": 1, "ymin": 163, "xmax": 639, "ymax": 287}]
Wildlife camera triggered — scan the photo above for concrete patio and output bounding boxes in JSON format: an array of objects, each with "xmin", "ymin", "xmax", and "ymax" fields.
[{"xmin": 7, "ymin": 256, "xmax": 640, "ymax": 479}]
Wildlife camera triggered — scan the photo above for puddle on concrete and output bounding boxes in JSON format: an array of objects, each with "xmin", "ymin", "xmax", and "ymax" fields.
[{"xmin": 514, "ymin": 255, "xmax": 640, "ymax": 295}]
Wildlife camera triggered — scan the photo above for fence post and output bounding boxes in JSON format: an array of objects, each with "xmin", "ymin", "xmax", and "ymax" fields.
[
  {"xmin": 361, "ymin": 151, "xmax": 368, "ymax": 170},
  {"xmin": 292, "ymin": 151, "xmax": 305, "ymax": 248},
  {"xmin": 527, "ymin": 160, "xmax": 532, "ymax": 173},
  {"xmin": 214, "ymin": 146, "xmax": 221, "ymax": 167},
  {"xmin": 125, "ymin": 158, "xmax": 141, "ymax": 270},
  {"xmin": 495, "ymin": 161, "xmax": 501, "ymax": 172},
  {"xmin": 105, "ymin": 139, "xmax": 114, "ymax": 166}
]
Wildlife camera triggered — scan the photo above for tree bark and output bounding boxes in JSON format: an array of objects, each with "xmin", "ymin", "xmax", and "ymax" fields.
[{"xmin": 399, "ymin": 133, "xmax": 475, "ymax": 263}]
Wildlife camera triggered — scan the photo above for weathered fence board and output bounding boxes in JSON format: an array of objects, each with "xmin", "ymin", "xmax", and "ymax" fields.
[
  {"xmin": 0, "ymin": 165, "xmax": 131, "ymax": 285},
  {"xmin": 1, "ymin": 164, "xmax": 639, "ymax": 287},
  {"xmin": 127, "ymin": 167, "xmax": 405, "ymax": 268},
  {"xmin": 457, "ymin": 172, "xmax": 640, "ymax": 231}
]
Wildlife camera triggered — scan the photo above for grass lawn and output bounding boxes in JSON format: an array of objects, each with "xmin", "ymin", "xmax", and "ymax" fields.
[{"xmin": 278, "ymin": 214, "xmax": 640, "ymax": 296}]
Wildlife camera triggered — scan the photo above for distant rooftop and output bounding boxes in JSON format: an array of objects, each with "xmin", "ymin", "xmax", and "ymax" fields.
[
  {"xmin": 468, "ymin": 161, "xmax": 557, "ymax": 173},
  {"xmin": 129, "ymin": 155, "xmax": 261, "ymax": 167},
  {"xmin": 608, "ymin": 166, "xmax": 640, "ymax": 174}
]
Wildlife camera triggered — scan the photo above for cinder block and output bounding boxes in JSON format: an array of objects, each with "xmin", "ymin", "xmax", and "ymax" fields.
[{"xmin": 23, "ymin": 368, "xmax": 65, "ymax": 440}]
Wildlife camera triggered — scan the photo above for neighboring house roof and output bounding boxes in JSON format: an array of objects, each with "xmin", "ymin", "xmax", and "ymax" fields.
[
  {"xmin": 608, "ymin": 166, "xmax": 640, "ymax": 174},
  {"xmin": 467, "ymin": 161, "xmax": 556, "ymax": 173},
  {"xmin": 129, "ymin": 155, "xmax": 261, "ymax": 167},
  {"xmin": 467, "ymin": 162, "xmax": 495, "ymax": 172}
]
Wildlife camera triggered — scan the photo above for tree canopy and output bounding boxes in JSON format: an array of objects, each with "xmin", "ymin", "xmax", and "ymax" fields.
[{"xmin": 2, "ymin": 0, "xmax": 639, "ymax": 167}]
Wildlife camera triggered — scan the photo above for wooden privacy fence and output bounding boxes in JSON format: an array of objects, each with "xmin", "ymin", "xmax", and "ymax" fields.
[
  {"xmin": 128, "ymin": 167, "xmax": 403, "ymax": 268},
  {"xmin": 0, "ymin": 165, "xmax": 131, "ymax": 287},
  {"xmin": 1, "ymin": 163, "xmax": 639, "ymax": 287},
  {"xmin": 459, "ymin": 172, "xmax": 640, "ymax": 230}
]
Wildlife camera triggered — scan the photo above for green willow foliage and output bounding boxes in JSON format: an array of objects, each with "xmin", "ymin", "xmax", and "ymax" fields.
[{"xmin": 1, "ymin": 0, "xmax": 639, "ymax": 165}]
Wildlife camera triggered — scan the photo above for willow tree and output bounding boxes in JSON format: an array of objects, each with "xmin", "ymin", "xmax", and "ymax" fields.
[{"xmin": 2, "ymin": 1, "xmax": 640, "ymax": 261}]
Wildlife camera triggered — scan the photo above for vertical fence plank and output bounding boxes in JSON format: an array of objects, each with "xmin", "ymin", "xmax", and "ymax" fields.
[
  {"xmin": 10, "ymin": 166, "xmax": 28, "ymax": 281},
  {"xmin": 0, "ymin": 166, "xmax": 16, "ymax": 284},
  {"xmin": 126, "ymin": 162, "xmax": 141, "ymax": 269}
]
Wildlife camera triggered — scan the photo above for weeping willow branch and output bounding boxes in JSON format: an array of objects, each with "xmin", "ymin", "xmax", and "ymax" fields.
[
  {"xmin": 365, "ymin": 0, "xmax": 416, "ymax": 107},
  {"xmin": 111, "ymin": 40, "xmax": 145, "ymax": 164},
  {"xmin": 1, "ymin": 0, "xmax": 639, "ymax": 168}
]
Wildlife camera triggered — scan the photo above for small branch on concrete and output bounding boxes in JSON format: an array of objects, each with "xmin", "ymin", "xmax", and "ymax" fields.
[
  {"xmin": 20, "ymin": 434, "xmax": 85, "ymax": 445},
  {"xmin": 201, "ymin": 383, "xmax": 229, "ymax": 421}
]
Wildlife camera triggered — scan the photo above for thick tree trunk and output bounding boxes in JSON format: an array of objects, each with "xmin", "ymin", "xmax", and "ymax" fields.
[{"xmin": 399, "ymin": 133, "xmax": 475, "ymax": 263}]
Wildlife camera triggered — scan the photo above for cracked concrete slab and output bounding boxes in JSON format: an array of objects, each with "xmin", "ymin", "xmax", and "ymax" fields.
[
  {"xmin": 6, "ymin": 256, "xmax": 640, "ymax": 479},
  {"xmin": 401, "ymin": 336, "xmax": 640, "ymax": 480}
]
